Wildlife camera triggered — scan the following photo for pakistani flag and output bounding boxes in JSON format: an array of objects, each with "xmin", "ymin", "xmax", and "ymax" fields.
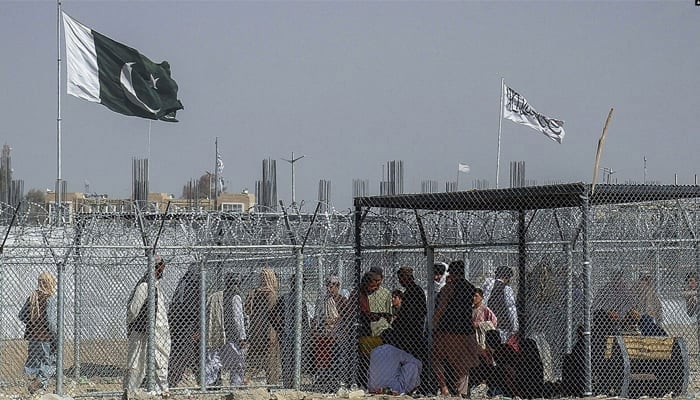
[{"xmin": 63, "ymin": 12, "xmax": 183, "ymax": 122}]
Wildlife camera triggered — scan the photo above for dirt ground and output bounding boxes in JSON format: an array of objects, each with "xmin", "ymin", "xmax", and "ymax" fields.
[
  {"xmin": 3, "ymin": 337, "xmax": 700, "ymax": 400},
  {"xmin": 2, "ymin": 378, "xmax": 700, "ymax": 400},
  {"xmin": 2, "ymin": 370, "xmax": 700, "ymax": 400}
]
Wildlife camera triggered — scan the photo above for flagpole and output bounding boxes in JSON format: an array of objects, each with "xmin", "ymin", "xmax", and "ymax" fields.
[
  {"xmin": 147, "ymin": 121, "xmax": 152, "ymax": 184},
  {"xmin": 214, "ymin": 137, "xmax": 218, "ymax": 211},
  {"xmin": 496, "ymin": 77, "xmax": 504, "ymax": 189},
  {"xmin": 456, "ymin": 168, "xmax": 460, "ymax": 191},
  {"xmin": 147, "ymin": 121, "xmax": 152, "ymax": 160},
  {"xmin": 56, "ymin": 1, "xmax": 63, "ymax": 225},
  {"xmin": 56, "ymin": 1, "xmax": 66, "ymax": 395}
]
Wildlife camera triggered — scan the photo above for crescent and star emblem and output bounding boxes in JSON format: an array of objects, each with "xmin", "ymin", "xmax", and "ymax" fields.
[{"xmin": 119, "ymin": 62, "xmax": 161, "ymax": 115}]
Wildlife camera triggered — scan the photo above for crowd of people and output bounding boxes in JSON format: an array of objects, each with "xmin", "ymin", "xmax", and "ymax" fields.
[
  {"xmin": 18, "ymin": 258, "xmax": 694, "ymax": 398},
  {"xmin": 110, "ymin": 258, "xmax": 525, "ymax": 398},
  {"xmin": 359, "ymin": 261, "xmax": 525, "ymax": 397}
]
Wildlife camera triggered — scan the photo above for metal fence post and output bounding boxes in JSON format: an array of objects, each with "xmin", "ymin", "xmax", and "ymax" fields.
[
  {"xmin": 146, "ymin": 252, "xmax": 156, "ymax": 392},
  {"xmin": 73, "ymin": 221, "xmax": 84, "ymax": 380},
  {"xmin": 293, "ymin": 249, "xmax": 304, "ymax": 390},
  {"xmin": 565, "ymin": 242, "xmax": 573, "ymax": 353},
  {"xmin": 696, "ymin": 240, "xmax": 700, "ymax": 354},
  {"xmin": 695, "ymin": 193, "xmax": 700, "ymax": 354},
  {"xmin": 517, "ymin": 209, "xmax": 528, "ymax": 336},
  {"xmin": 693, "ymin": 178, "xmax": 700, "ymax": 353},
  {"xmin": 581, "ymin": 191, "xmax": 592, "ymax": 396},
  {"xmin": 0, "ymin": 205, "xmax": 17, "ymax": 386},
  {"xmin": 199, "ymin": 259, "xmax": 207, "ymax": 391},
  {"xmin": 425, "ymin": 246, "xmax": 435, "ymax": 350},
  {"xmin": 56, "ymin": 260, "xmax": 65, "ymax": 395},
  {"xmin": 73, "ymin": 258, "xmax": 81, "ymax": 380},
  {"xmin": 353, "ymin": 204, "xmax": 363, "ymax": 388},
  {"xmin": 0, "ymin": 256, "xmax": 3, "ymax": 384}
]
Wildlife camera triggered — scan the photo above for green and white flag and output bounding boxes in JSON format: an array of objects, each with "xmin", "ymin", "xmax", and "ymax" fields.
[{"xmin": 62, "ymin": 12, "xmax": 183, "ymax": 122}]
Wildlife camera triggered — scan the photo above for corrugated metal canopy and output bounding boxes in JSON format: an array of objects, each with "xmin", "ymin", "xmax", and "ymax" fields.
[{"xmin": 354, "ymin": 183, "xmax": 700, "ymax": 211}]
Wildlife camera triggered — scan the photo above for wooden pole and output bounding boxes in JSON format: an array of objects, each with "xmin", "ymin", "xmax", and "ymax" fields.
[{"xmin": 591, "ymin": 108, "xmax": 614, "ymax": 195}]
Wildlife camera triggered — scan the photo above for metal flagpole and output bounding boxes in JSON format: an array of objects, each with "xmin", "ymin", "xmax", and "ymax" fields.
[
  {"xmin": 56, "ymin": 1, "xmax": 65, "ymax": 395},
  {"xmin": 147, "ymin": 122, "xmax": 151, "ymax": 159},
  {"xmin": 496, "ymin": 77, "xmax": 504, "ymax": 189},
  {"xmin": 56, "ymin": 0, "xmax": 63, "ymax": 225},
  {"xmin": 214, "ymin": 137, "xmax": 218, "ymax": 211},
  {"xmin": 147, "ymin": 121, "xmax": 152, "ymax": 187},
  {"xmin": 456, "ymin": 167, "xmax": 460, "ymax": 190}
]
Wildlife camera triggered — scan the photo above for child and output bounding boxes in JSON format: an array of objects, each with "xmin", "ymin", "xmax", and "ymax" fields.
[{"xmin": 391, "ymin": 289, "xmax": 403, "ymax": 322}]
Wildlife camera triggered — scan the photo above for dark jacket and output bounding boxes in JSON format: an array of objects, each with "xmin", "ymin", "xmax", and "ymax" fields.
[
  {"xmin": 434, "ymin": 277, "xmax": 476, "ymax": 335},
  {"xmin": 386, "ymin": 281, "xmax": 427, "ymax": 357},
  {"xmin": 168, "ymin": 268, "xmax": 201, "ymax": 342}
]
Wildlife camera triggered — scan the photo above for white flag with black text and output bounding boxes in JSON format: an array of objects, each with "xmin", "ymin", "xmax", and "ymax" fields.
[
  {"xmin": 503, "ymin": 82, "xmax": 565, "ymax": 143},
  {"xmin": 216, "ymin": 151, "xmax": 224, "ymax": 192}
]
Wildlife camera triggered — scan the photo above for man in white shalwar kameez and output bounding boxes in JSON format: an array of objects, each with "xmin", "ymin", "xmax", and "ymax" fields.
[{"xmin": 123, "ymin": 255, "xmax": 171, "ymax": 396}]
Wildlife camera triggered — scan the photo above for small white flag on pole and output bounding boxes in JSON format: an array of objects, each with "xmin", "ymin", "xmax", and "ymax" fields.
[
  {"xmin": 458, "ymin": 163, "xmax": 470, "ymax": 173},
  {"xmin": 216, "ymin": 150, "xmax": 224, "ymax": 191},
  {"xmin": 503, "ymin": 82, "xmax": 565, "ymax": 143}
]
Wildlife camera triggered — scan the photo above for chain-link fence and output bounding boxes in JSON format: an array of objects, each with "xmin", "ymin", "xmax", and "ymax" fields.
[
  {"xmin": 0, "ymin": 203, "xmax": 358, "ymax": 397},
  {"xmin": 1, "ymin": 183, "xmax": 699, "ymax": 398},
  {"xmin": 354, "ymin": 184, "xmax": 700, "ymax": 398}
]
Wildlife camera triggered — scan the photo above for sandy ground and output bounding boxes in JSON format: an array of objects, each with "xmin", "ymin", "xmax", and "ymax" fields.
[
  {"xmin": 2, "ymin": 337, "xmax": 700, "ymax": 400},
  {"xmin": 1, "ymin": 378, "xmax": 700, "ymax": 400},
  {"xmin": 2, "ymin": 369, "xmax": 700, "ymax": 400}
]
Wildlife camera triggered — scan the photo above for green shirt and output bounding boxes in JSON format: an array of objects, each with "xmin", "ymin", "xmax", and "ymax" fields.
[{"xmin": 368, "ymin": 286, "xmax": 392, "ymax": 336}]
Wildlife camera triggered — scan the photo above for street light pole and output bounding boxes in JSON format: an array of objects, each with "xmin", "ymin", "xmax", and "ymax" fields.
[
  {"xmin": 599, "ymin": 167, "xmax": 616, "ymax": 184},
  {"xmin": 282, "ymin": 151, "xmax": 305, "ymax": 210}
]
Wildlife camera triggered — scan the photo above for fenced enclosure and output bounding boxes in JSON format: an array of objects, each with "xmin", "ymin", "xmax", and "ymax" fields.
[
  {"xmin": 354, "ymin": 183, "xmax": 700, "ymax": 398},
  {"xmin": 0, "ymin": 183, "xmax": 699, "ymax": 398}
]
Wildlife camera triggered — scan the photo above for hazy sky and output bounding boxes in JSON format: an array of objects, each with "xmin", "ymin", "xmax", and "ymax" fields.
[{"xmin": 1, "ymin": 0, "xmax": 698, "ymax": 211}]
